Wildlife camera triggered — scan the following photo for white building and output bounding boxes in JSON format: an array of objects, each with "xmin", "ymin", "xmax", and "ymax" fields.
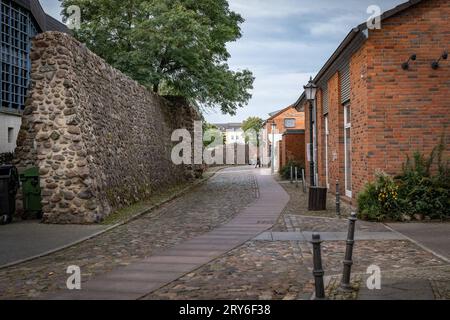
[
  {"xmin": 213, "ymin": 123, "xmax": 246, "ymax": 145},
  {"xmin": 0, "ymin": 113, "xmax": 21, "ymax": 153}
]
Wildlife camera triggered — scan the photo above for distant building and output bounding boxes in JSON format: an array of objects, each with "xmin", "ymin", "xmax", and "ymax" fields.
[
  {"xmin": 263, "ymin": 105, "xmax": 305, "ymax": 172},
  {"xmin": 0, "ymin": 0, "xmax": 69, "ymax": 153},
  {"xmin": 213, "ymin": 123, "xmax": 245, "ymax": 145}
]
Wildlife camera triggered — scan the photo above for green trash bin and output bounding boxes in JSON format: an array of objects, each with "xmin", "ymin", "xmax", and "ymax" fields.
[{"xmin": 20, "ymin": 167, "xmax": 43, "ymax": 220}]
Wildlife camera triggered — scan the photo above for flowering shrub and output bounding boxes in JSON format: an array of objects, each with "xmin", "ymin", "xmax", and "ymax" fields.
[
  {"xmin": 357, "ymin": 172, "xmax": 402, "ymax": 221},
  {"xmin": 358, "ymin": 141, "xmax": 449, "ymax": 222}
]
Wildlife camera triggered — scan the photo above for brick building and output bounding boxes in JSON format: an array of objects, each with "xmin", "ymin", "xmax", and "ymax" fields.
[
  {"xmin": 295, "ymin": 0, "xmax": 450, "ymax": 204},
  {"xmin": 263, "ymin": 105, "xmax": 305, "ymax": 172}
]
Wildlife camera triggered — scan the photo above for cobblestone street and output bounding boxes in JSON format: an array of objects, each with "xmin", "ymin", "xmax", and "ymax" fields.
[
  {"xmin": 144, "ymin": 183, "xmax": 449, "ymax": 300},
  {"xmin": 0, "ymin": 170, "xmax": 448, "ymax": 300},
  {"xmin": 0, "ymin": 167, "xmax": 258, "ymax": 299}
]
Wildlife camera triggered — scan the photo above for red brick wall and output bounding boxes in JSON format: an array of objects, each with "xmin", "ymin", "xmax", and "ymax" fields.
[
  {"xmin": 280, "ymin": 132, "xmax": 305, "ymax": 169},
  {"xmin": 365, "ymin": 0, "xmax": 450, "ymax": 181}
]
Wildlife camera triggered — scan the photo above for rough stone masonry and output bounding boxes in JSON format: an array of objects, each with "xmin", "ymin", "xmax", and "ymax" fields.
[{"xmin": 14, "ymin": 32, "xmax": 201, "ymax": 224}]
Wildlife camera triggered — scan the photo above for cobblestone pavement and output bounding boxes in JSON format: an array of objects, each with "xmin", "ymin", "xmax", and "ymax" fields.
[
  {"xmin": 272, "ymin": 183, "xmax": 354, "ymax": 231},
  {"xmin": 144, "ymin": 239, "xmax": 448, "ymax": 300},
  {"xmin": 1, "ymin": 171, "xmax": 448, "ymax": 300},
  {"xmin": 0, "ymin": 167, "xmax": 258, "ymax": 300},
  {"xmin": 144, "ymin": 241, "xmax": 315, "ymax": 300},
  {"xmin": 145, "ymin": 181, "xmax": 449, "ymax": 300}
]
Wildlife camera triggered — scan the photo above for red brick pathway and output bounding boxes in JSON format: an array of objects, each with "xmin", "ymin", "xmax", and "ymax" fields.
[{"xmin": 48, "ymin": 169, "xmax": 289, "ymax": 300}]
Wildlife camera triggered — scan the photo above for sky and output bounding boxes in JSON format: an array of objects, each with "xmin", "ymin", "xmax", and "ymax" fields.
[{"xmin": 39, "ymin": 0, "xmax": 406, "ymax": 124}]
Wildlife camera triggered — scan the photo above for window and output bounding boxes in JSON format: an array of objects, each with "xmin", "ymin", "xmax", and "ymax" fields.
[
  {"xmin": 0, "ymin": 0, "xmax": 38, "ymax": 111},
  {"xmin": 344, "ymin": 104, "xmax": 352, "ymax": 197},
  {"xmin": 7, "ymin": 127, "xmax": 13, "ymax": 143},
  {"xmin": 284, "ymin": 118, "xmax": 296, "ymax": 128}
]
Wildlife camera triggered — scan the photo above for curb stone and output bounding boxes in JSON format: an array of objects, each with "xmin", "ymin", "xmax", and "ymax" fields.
[{"xmin": 0, "ymin": 167, "xmax": 227, "ymax": 270}]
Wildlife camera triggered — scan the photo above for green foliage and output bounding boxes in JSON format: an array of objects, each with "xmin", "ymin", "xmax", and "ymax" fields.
[
  {"xmin": 280, "ymin": 160, "xmax": 304, "ymax": 181},
  {"xmin": 242, "ymin": 117, "xmax": 264, "ymax": 146},
  {"xmin": 358, "ymin": 141, "xmax": 450, "ymax": 221},
  {"xmin": 357, "ymin": 172, "xmax": 402, "ymax": 222},
  {"xmin": 203, "ymin": 122, "xmax": 224, "ymax": 147},
  {"xmin": 242, "ymin": 117, "xmax": 264, "ymax": 133},
  {"xmin": 60, "ymin": 0, "xmax": 254, "ymax": 115},
  {"xmin": 397, "ymin": 143, "xmax": 450, "ymax": 220}
]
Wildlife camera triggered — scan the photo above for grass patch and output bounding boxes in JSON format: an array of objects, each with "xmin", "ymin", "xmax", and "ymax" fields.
[{"xmin": 101, "ymin": 182, "xmax": 192, "ymax": 225}]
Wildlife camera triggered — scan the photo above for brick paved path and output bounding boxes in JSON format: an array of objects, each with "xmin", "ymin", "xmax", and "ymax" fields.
[
  {"xmin": 0, "ymin": 166, "xmax": 259, "ymax": 299},
  {"xmin": 1, "ymin": 170, "xmax": 448, "ymax": 300},
  {"xmin": 146, "ymin": 183, "xmax": 449, "ymax": 300},
  {"xmin": 45, "ymin": 168, "xmax": 289, "ymax": 300}
]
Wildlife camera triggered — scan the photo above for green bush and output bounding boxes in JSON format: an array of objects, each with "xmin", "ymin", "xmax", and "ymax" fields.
[
  {"xmin": 280, "ymin": 160, "xmax": 304, "ymax": 180},
  {"xmin": 358, "ymin": 141, "xmax": 449, "ymax": 222},
  {"xmin": 357, "ymin": 172, "xmax": 402, "ymax": 221},
  {"xmin": 397, "ymin": 143, "xmax": 450, "ymax": 220}
]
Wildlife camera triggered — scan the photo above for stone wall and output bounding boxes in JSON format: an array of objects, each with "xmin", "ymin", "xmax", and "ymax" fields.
[{"xmin": 14, "ymin": 32, "xmax": 201, "ymax": 224}]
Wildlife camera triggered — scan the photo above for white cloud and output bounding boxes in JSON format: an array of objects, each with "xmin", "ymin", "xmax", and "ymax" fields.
[
  {"xmin": 228, "ymin": 0, "xmax": 311, "ymax": 19},
  {"xmin": 39, "ymin": 0, "xmax": 63, "ymax": 21},
  {"xmin": 309, "ymin": 13, "xmax": 362, "ymax": 36},
  {"xmin": 205, "ymin": 71, "xmax": 312, "ymax": 123}
]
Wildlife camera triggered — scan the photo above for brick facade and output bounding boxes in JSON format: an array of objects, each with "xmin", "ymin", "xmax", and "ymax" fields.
[
  {"xmin": 279, "ymin": 130, "xmax": 305, "ymax": 169},
  {"xmin": 265, "ymin": 106, "xmax": 305, "ymax": 135},
  {"xmin": 302, "ymin": 0, "xmax": 450, "ymax": 205},
  {"xmin": 264, "ymin": 105, "xmax": 305, "ymax": 172}
]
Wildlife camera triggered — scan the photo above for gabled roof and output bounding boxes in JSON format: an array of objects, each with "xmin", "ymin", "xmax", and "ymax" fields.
[
  {"xmin": 13, "ymin": 0, "xmax": 70, "ymax": 33},
  {"xmin": 265, "ymin": 105, "xmax": 295, "ymax": 123},
  {"xmin": 294, "ymin": 0, "xmax": 425, "ymax": 109},
  {"xmin": 269, "ymin": 109, "xmax": 284, "ymax": 117},
  {"xmin": 264, "ymin": 105, "xmax": 301, "ymax": 125}
]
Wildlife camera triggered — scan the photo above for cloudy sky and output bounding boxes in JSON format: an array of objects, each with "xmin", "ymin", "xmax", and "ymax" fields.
[{"xmin": 39, "ymin": 0, "xmax": 405, "ymax": 123}]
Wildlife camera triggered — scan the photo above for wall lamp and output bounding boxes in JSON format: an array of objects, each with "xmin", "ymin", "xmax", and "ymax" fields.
[
  {"xmin": 401, "ymin": 54, "xmax": 417, "ymax": 70},
  {"xmin": 431, "ymin": 51, "xmax": 448, "ymax": 70}
]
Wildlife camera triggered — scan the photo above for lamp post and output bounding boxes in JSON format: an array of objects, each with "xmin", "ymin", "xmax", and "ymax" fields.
[
  {"xmin": 304, "ymin": 77, "xmax": 317, "ymax": 187},
  {"xmin": 271, "ymin": 122, "xmax": 276, "ymax": 174}
]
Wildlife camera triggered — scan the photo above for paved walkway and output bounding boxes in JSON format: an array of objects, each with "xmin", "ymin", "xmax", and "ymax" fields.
[
  {"xmin": 254, "ymin": 231, "xmax": 406, "ymax": 241},
  {"xmin": 46, "ymin": 168, "xmax": 289, "ymax": 300},
  {"xmin": 0, "ymin": 166, "xmax": 258, "ymax": 299},
  {"xmin": 387, "ymin": 223, "xmax": 450, "ymax": 261},
  {"xmin": 0, "ymin": 221, "xmax": 106, "ymax": 268}
]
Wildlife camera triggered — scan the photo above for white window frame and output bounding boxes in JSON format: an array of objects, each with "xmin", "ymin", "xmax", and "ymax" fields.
[
  {"xmin": 324, "ymin": 116, "xmax": 329, "ymax": 189},
  {"xmin": 284, "ymin": 118, "xmax": 296, "ymax": 128},
  {"xmin": 344, "ymin": 104, "xmax": 352, "ymax": 198}
]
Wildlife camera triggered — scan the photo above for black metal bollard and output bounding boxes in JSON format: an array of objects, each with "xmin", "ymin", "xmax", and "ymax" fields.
[
  {"xmin": 311, "ymin": 233, "xmax": 326, "ymax": 299},
  {"xmin": 336, "ymin": 180, "xmax": 341, "ymax": 218},
  {"xmin": 341, "ymin": 212, "xmax": 357, "ymax": 291}
]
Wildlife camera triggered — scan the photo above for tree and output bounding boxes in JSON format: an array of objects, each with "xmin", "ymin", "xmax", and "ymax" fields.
[
  {"xmin": 60, "ymin": 0, "xmax": 254, "ymax": 115},
  {"xmin": 242, "ymin": 117, "xmax": 264, "ymax": 147}
]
